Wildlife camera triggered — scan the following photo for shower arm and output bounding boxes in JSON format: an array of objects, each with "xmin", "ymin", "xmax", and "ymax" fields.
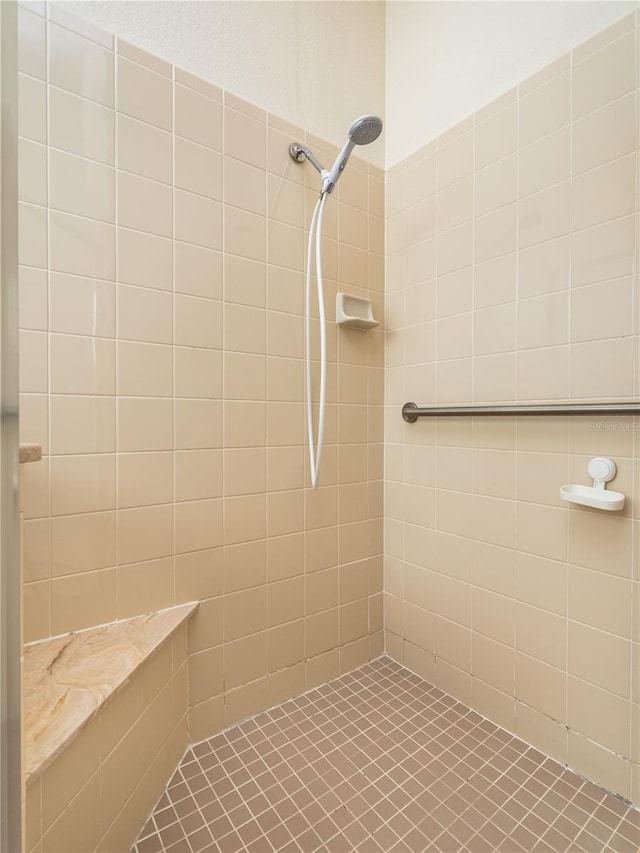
[
  {"xmin": 289, "ymin": 143, "xmax": 325, "ymax": 176},
  {"xmin": 289, "ymin": 143, "xmax": 335, "ymax": 193}
]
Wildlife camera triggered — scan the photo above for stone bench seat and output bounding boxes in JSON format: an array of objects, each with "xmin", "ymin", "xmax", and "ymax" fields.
[
  {"xmin": 24, "ymin": 602, "xmax": 197, "ymax": 782},
  {"xmin": 24, "ymin": 603, "xmax": 199, "ymax": 851}
]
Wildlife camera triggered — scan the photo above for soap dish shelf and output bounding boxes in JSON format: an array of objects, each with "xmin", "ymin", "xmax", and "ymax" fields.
[
  {"xmin": 336, "ymin": 293, "xmax": 379, "ymax": 330},
  {"xmin": 560, "ymin": 457, "xmax": 625, "ymax": 512},
  {"xmin": 560, "ymin": 484, "xmax": 624, "ymax": 511}
]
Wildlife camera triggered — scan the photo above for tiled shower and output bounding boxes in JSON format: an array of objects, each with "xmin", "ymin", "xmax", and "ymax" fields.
[
  {"xmin": 18, "ymin": 0, "xmax": 384, "ymax": 721},
  {"xmin": 12, "ymin": 1, "xmax": 640, "ymax": 851}
]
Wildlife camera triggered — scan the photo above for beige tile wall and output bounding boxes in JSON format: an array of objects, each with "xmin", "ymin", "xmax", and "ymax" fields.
[
  {"xmin": 384, "ymin": 12, "xmax": 640, "ymax": 805},
  {"xmin": 17, "ymin": 2, "xmax": 384, "ymax": 742},
  {"xmin": 25, "ymin": 625, "xmax": 189, "ymax": 853}
]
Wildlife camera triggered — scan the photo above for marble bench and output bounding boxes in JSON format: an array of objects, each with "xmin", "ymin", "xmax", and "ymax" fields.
[{"xmin": 23, "ymin": 603, "xmax": 198, "ymax": 853}]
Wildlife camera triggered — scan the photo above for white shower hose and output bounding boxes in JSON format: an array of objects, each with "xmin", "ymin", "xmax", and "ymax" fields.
[{"xmin": 305, "ymin": 193, "xmax": 328, "ymax": 489}]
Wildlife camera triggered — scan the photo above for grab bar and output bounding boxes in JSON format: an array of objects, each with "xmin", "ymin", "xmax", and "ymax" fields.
[{"xmin": 402, "ymin": 401, "xmax": 640, "ymax": 423}]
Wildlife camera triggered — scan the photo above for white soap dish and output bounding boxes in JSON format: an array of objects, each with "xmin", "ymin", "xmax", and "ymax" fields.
[
  {"xmin": 560, "ymin": 484, "xmax": 625, "ymax": 511},
  {"xmin": 336, "ymin": 293, "xmax": 379, "ymax": 330},
  {"xmin": 560, "ymin": 457, "xmax": 624, "ymax": 512}
]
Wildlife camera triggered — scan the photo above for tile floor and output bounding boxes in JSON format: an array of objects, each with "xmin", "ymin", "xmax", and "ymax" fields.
[{"xmin": 133, "ymin": 657, "xmax": 640, "ymax": 853}]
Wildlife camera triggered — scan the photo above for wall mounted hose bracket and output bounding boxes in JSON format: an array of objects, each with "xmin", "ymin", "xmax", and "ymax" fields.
[{"xmin": 560, "ymin": 457, "xmax": 625, "ymax": 511}]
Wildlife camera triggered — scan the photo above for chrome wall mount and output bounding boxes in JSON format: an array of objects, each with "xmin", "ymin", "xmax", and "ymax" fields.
[
  {"xmin": 288, "ymin": 143, "xmax": 325, "ymax": 175},
  {"xmin": 402, "ymin": 401, "xmax": 640, "ymax": 423}
]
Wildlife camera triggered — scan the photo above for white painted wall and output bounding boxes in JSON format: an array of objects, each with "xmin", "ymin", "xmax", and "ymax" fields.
[
  {"xmin": 57, "ymin": 0, "xmax": 638, "ymax": 168},
  {"xmin": 385, "ymin": 1, "xmax": 637, "ymax": 166},
  {"xmin": 55, "ymin": 0, "xmax": 387, "ymax": 167}
]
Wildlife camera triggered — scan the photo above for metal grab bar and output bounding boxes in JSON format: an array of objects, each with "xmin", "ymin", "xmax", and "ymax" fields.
[{"xmin": 402, "ymin": 401, "xmax": 640, "ymax": 423}]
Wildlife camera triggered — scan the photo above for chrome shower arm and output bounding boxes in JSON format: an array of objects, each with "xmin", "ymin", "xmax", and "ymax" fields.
[{"xmin": 289, "ymin": 143, "xmax": 325, "ymax": 175}]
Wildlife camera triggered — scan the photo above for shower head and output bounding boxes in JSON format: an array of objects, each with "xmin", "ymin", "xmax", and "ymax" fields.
[
  {"xmin": 322, "ymin": 114, "xmax": 383, "ymax": 194},
  {"xmin": 348, "ymin": 114, "xmax": 383, "ymax": 146},
  {"xmin": 289, "ymin": 114, "xmax": 383, "ymax": 196}
]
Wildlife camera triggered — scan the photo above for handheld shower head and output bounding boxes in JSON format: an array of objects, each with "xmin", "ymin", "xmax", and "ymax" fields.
[
  {"xmin": 348, "ymin": 114, "xmax": 383, "ymax": 146},
  {"xmin": 322, "ymin": 114, "xmax": 383, "ymax": 194}
]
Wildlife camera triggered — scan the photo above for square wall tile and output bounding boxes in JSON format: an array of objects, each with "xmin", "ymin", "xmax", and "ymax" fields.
[
  {"xmin": 175, "ymin": 83, "xmax": 222, "ymax": 150},
  {"xmin": 117, "ymin": 56, "xmax": 171, "ymax": 129},
  {"xmin": 49, "ymin": 22, "xmax": 114, "ymax": 107}
]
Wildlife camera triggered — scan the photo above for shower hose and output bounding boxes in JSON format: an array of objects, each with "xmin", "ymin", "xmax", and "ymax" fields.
[{"xmin": 305, "ymin": 192, "xmax": 328, "ymax": 489}]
